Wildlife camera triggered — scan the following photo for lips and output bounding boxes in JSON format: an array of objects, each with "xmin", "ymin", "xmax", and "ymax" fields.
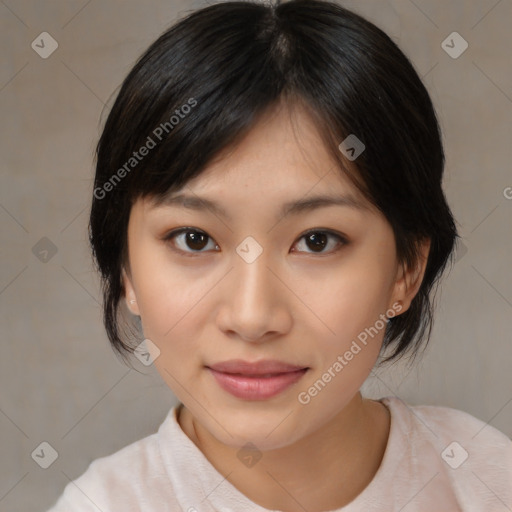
[
  {"xmin": 206, "ymin": 359, "xmax": 309, "ymax": 400},
  {"xmin": 207, "ymin": 359, "xmax": 308, "ymax": 376}
]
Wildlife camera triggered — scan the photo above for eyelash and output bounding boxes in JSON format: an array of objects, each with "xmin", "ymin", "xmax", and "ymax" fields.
[{"xmin": 162, "ymin": 227, "xmax": 348, "ymax": 257}]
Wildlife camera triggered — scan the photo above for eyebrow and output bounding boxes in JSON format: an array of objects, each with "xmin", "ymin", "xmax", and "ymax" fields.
[{"xmin": 154, "ymin": 192, "xmax": 367, "ymax": 221}]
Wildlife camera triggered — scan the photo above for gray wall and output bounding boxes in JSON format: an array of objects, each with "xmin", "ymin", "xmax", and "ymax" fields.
[{"xmin": 1, "ymin": 1, "xmax": 511, "ymax": 510}]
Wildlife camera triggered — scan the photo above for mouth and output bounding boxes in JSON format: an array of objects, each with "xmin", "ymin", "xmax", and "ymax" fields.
[{"xmin": 205, "ymin": 359, "xmax": 309, "ymax": 400}]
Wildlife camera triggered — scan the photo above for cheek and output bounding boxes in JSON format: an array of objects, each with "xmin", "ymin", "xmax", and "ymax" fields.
[
  {"xmin": 135, "ymin": 257, "xmax": 212, "ymax": 398},
  {"xmin": 130, "ymin": 244, "xmax": 210, "ymax": 350},
  {"xmin": 309, "ymin": 258, "xmax": 395, "ymax": 348},
  {"xmin": 294, "ymin": 263, "xmax": 393, "ymax": 420}
]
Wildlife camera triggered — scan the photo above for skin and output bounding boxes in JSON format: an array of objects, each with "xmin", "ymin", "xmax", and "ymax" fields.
[{"xmin": 123, "ymin": 100, "xmax": 430, "ymax": 511}]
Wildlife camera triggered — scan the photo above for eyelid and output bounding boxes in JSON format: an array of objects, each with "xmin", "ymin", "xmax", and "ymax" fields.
[
  {"xmin": 297, "ymin": 228, "xmax": 348, "ymax": 244},
  {"xmin": 162, "ymin": 227, "xmax": 207, "ymax": 241}
]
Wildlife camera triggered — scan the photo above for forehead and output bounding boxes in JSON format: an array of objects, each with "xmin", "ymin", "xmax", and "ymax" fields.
[
  {"xmin": 146, "ymin": 101, "xmax": 370, "ymax": 214},
  {"xmin": 196, "ymin": 101, "xmax": 345, "ymax": 184}
]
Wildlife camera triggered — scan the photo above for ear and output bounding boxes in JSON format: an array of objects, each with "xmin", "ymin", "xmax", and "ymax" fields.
[
  {"xmin": 389, "ymin": 238, "xmax": 431, "ymax": 314},
  {"xmin": 122, "ymin": 268, "xmax": 140, "ymax": 316}
]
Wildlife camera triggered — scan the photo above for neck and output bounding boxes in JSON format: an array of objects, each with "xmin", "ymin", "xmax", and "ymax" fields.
[{"xmin": 178, "ymin": 392, "xmax": 390, "ymax": 512}]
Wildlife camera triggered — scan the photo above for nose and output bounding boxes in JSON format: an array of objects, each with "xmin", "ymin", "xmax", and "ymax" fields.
[{"xmin": 216, "ymin": 247, "xmax": 292, "ymax": 343}]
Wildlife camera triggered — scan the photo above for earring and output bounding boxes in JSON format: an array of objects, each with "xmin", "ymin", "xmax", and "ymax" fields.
[{"xmin": 129, "ymin": 299, "xmax": 136, "ymax": 304}]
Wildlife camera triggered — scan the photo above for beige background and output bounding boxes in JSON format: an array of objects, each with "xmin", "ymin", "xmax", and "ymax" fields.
[{"xmin": 1, "ymin": 1, "xmax": 511, "ymax": 510}]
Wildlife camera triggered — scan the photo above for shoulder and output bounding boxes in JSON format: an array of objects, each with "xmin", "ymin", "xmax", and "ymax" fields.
[
  {"xmin": 387, "ymin": 396, "xmax": 512, "ymax": 451},
  {"xmin": 382, "ymin": 396, "xmax": 512, "ymax": 508},
  {"xmin": 46, "ymin": 408, "xmax": 179, "ymax": 512}
]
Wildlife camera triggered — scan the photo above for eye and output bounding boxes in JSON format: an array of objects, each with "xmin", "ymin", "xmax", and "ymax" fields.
[
  {"xmin": 163, "ymin": 227, "xmax": 347, "ymax": 256},
  {"xmin": 292, "ymin": 229, "xmax": 347, "ymax": 255},
  {"xmin": 163, "ymin": 228, "xmax": 219, "ymax": 255}
]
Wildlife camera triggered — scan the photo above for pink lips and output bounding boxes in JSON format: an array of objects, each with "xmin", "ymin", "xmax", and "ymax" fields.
[{"xmin": 206, "ymin": 359, "xmax": 309, "ymax": 400}]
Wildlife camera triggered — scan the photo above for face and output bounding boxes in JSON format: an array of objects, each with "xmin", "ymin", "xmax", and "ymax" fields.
[{"xmin": 123, "ymin": 102, "xmax": 417, "ymax": 451}]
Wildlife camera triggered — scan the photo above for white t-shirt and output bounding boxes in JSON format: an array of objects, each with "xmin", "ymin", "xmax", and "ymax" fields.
[{"xmin": 46, "ymin": 396, "xmax": 512, "ymax": 511}]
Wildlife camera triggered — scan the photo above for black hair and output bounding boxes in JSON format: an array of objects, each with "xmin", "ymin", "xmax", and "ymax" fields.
[{"xmin": 89, "ymin": 0, "xmax": 458, "ymax": 366}]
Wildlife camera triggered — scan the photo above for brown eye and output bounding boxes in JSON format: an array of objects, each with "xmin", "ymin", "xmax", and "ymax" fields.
[
  {"xmin": 292, "ymin": 230, "xmax": 347, "ymax": 254},
  {"xmin": 164, "ymin": 228, "xmax": 218, "ymax": 254}
]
